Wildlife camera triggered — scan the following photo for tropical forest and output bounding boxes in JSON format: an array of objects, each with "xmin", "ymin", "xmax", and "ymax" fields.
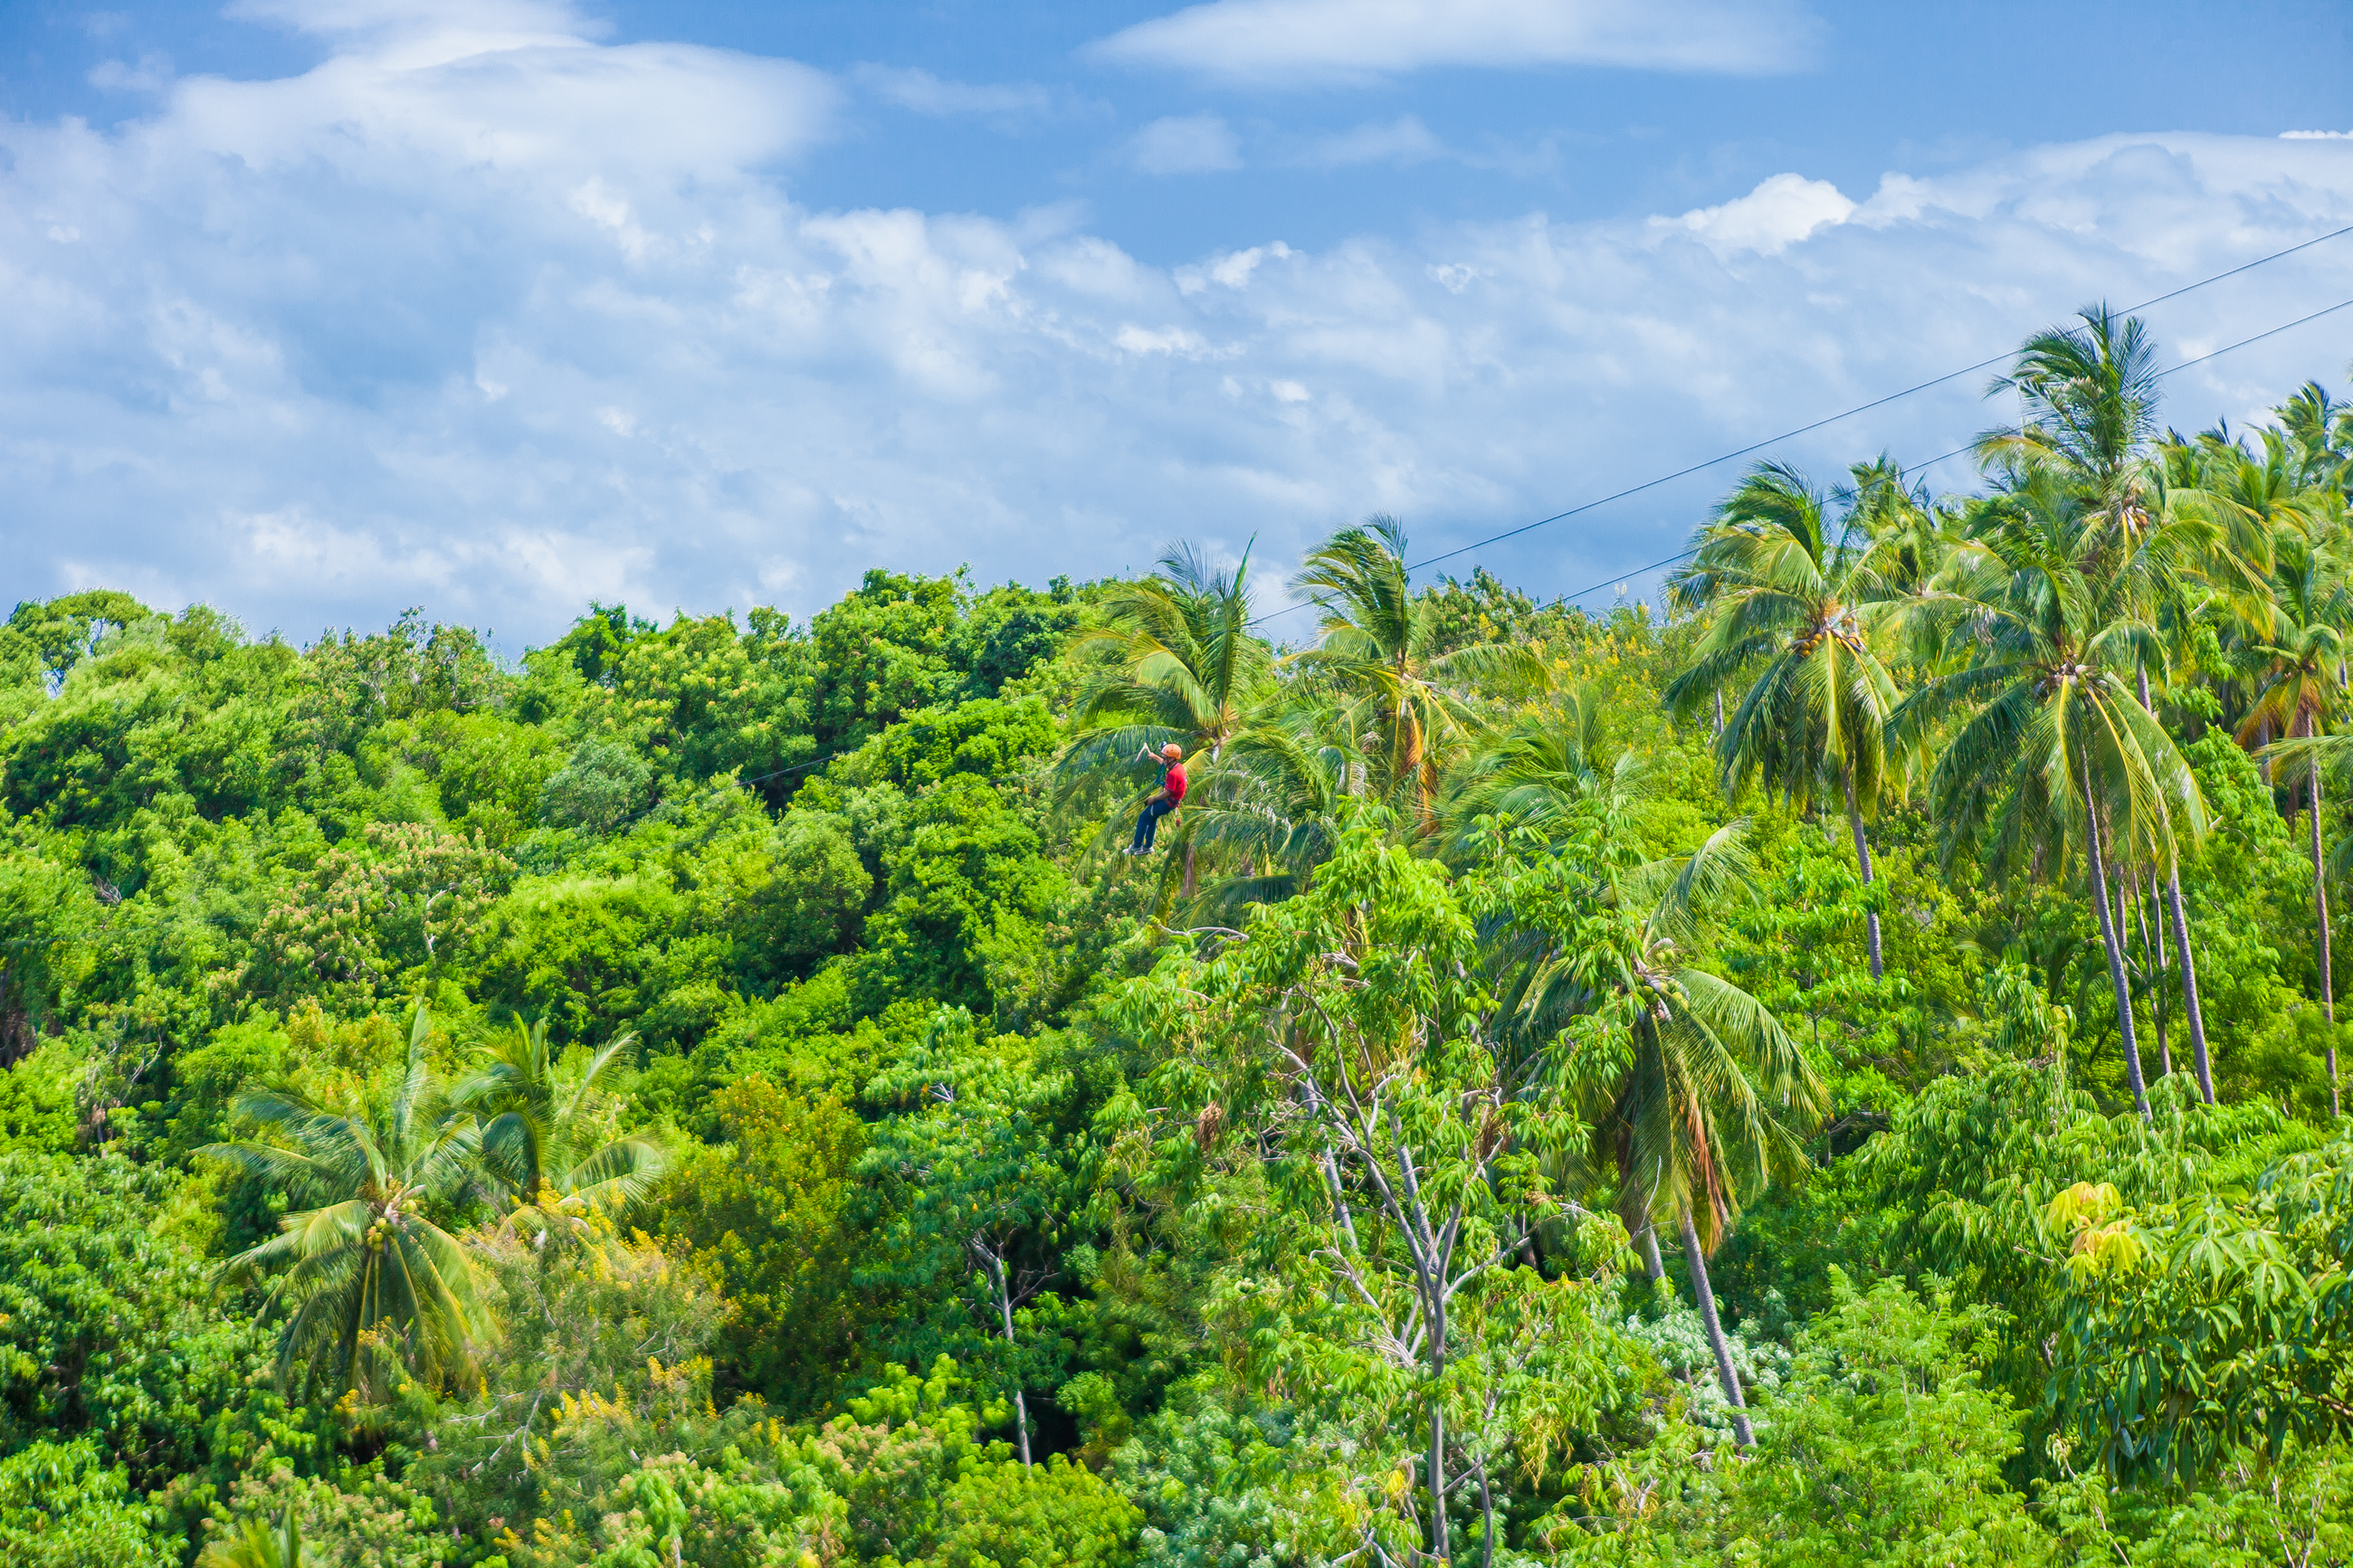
[{"xmin": 13, "ymin": 308, "xmax": 2353, "ymax": 1568}]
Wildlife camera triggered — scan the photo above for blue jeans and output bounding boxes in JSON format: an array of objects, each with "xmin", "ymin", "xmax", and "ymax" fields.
[{"xmin": 1130, "ymin": 798, "xmax": 1176, "ymax": 851}]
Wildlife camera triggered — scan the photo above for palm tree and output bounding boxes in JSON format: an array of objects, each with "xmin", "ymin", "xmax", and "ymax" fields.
[
  {"xmin": 2239, "ymin": 533, "xmax": 2353, "ymax": 1115},
  {"xmin": 1891, "ymin": 482, "xmax": 2206, "ymax": 1117},
  {"xmin": 1441, "ymin": 684, "xmax": 1650, "ymax": 848},
  {"xmin": 1482, "ymin": 812, "xmax": 1823, "ymax": 1448},
  {"xmin": 1976, "ymin": 304, "xmax": 2162, "ymax": 529},
  {"xmin": 1060, "ymin": 542, "xmax": 1273, "ymax": 895},
  {"xmin": 198, "ymin": 1513, "xmax": 303, "ymax": 1568},
  {"xmin": 2275, "ymin": 381, "xmax": 2352, "ymax": 493},
  {"xmin": 1289, "ymin": 516, "xmax": 1544, "ymax": 824},
  {"xmin": 1983, "ymin": 305, "xmax": 2257, "ymax": 1106},
  {"xmin": 204, "ymin": 1006, "xmax": 488, "ymax": 1396},
  {"xmin": 452, "ymin": 1018, "xmax": 672, "ymax": 1234},
  {"xmin": 1666, "ymin": 461, "xmax": 1907, "ymax": 979}
]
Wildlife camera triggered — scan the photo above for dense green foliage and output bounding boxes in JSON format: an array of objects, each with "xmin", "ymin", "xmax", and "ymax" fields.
[{"xmin": 9, "ymin": 328, "xmax": 2353, "ymax": 1563}]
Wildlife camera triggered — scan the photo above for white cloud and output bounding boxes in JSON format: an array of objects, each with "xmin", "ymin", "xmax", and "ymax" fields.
[
  {"xmin": 852, "ymin": 65, "xmax": 1056, "ymax": 120},
  {"xmin": 1088, "ymin": 0, "xmax": 1823, "ymax": 86},
  {"xmin": 1129, "ymin": 113, "xmax": 1242, "ymax": 173},
  {"xmin": 1297, "ymin": 115, "xmax": 1444, "ymax": 168},
  {"xmin": 4, "ymin": 9, "xmax": 2352, "ymax": 646},
  {"xmin": 1656, "ymin": 171, "xmax": 1856, "ymax": 255},
  {"xmin": 2283, "ymin": 130, "xmax": 2353, "ymax": 141},
  {"xmin": 89, "ymin": 52, "xmax": 176, "ymax": 93}
]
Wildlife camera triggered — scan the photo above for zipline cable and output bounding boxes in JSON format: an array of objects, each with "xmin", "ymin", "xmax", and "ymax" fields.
[
  {"xmin": 1516, "ymin": 292, "xmax": 2353, "ymax": 613},
  {"xmin": 1247, "ymin": 216, "xmax": 2353, "ymax": 627}
]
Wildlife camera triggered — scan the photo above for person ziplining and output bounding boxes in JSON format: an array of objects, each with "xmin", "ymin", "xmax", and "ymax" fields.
[{"xmin": 1125, "ymin": 741, "xmax": 1186, "ymax": 856}]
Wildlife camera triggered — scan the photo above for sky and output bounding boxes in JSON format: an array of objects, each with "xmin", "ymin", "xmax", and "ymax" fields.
[{"xmin": 3, "ymin": 0, "xmax": 2351, "ymax": 649}]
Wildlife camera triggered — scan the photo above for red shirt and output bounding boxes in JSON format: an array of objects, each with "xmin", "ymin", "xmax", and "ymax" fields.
[{"xmin": 1163, "ymin": 761, "xmax": 1186, "ymax": 803}]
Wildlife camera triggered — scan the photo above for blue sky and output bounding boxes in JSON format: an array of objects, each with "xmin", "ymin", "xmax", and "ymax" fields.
[{"xmin": 4, "ymin": 0, "xmax": 2351, "ymax": 645}]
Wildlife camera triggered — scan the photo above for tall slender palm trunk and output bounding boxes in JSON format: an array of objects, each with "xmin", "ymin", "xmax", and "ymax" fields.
[
  {"xmin": 2167, "ymin": 873, "xmax": 2215, "ymax": 1104},
  {"xmin": 1637, "ymin": 1221, "xmax": 1664, "ymax": 1282},
  {"xmin": 2083, "ymin": 749, "xmax": 2151, "ymax": 1117},
  {"xmin": 2139, "ymin": 667, "xmax": 2214, "ymax": 1103},
  {"xmin": 2139, "ymin": 870, "xmax": 2170, "ymax": 1079},
  {"xmin": 1679, "ymin": 1210, "xmax": 1754, "ymax": 1448},
  {"xmin": 1843, "ymin": 767, "xmax": 1884, "ymax": 982},
  {"xmin": 2303, "ymin": 708, "xmax": 2339, "ymax": 1117}
]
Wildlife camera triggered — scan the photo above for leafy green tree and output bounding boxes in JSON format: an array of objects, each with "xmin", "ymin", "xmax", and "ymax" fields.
[
  {"xmin": 0, "ymin": 1151, "xmax": 269, "ymax": 1483},
  {"xmin": 245, "ymin": 822, "xmax": 513, "ymax": 1003},
  {"xmin": 809, "ymin": 569, "xmax": 968, "ymax": 751},
  {"xmin": 858, "ymin": 1009, "xmax": 1084, "ymax": 1468},
  {"xmin": 0, "ymin": 1439, "xmax": 176, "ymax": 1568},
  {"xmin": 578, "ymin": 610, "xmax": 818, "ymax": 788},
  {"xmin": 2, "ymin": 590, "xmax": 155, "ymax": 680},
  {"xmin": 729, "ymin": 808, "xmax": 871, "ymax": 993},
  {"xmin": 205, "ymin": 1007, "xmax": 489, "ymax": 1398},
  {"xmin": 549, "ymin": 600, "xmax": 657, "ymax": 688},
  {"xmin": 657, "ymin": 1075, "xmax": 867, "ymax": 1405},
  {"xmin": 1118, "ymin": 821, "xmax": 1636, "ymax": 1563},
  {"xmin": 537, "ymin": 737, "xmax": 653, "ymax": 835},
  {"xmin": 1564, "ymin": 1273, "xmax": 2059, "ymax": 1566}
]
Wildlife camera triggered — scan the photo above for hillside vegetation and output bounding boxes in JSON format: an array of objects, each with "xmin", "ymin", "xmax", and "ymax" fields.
[{"xmin": 10, "ymin": 309, "xmax": 2353, "ymax": 1565}]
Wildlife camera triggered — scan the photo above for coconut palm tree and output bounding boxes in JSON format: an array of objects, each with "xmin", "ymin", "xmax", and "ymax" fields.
[
  {"xmin": 2239, "ymin": 533, "xmax": 2353, "ymax": 1115},
  {"xmin": 1891, "ymin": 481, "xmax": 2206, "ymax": 1117},
  {"xmin": 452, "ymin": 1018, "xmax": 672, "ymax": 1234},
  {"xmin": 198, "ymin": 1512, "xmax": 303, "ymax": 1568},
  {"xmin": 1441, "ymin": 683, "xmax": 1650, "ymax": 850},
  {"xmin": 1666, "ymin": 461, "xmax": 1906, "ymax": 979},
  {"xmin": 1482, "ymin": 812, "xmax": 1822, "ymax": 1448},
  {"xmin": 1976, "ymin": 304, "xmax": 2163, "ymax": 529},
  {"xmin": 1060, "ymin": 542, "xmax": 1274, "ymax": 895},
  {"xmin": 204, "ymin": 1005, "xmax": 488, "ymax": 1396},
  {"xmin": 1289, "ymin": 516, "xmax": 1545, "ymax": 825},
  {"xmin": 1985, "ymin": 306, "xmax": 2265, "ymax": 1106}
]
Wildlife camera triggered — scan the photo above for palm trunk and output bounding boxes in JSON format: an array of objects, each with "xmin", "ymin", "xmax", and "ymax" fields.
[
  {"xmin": 1637, "ymin": 1221, "xmax": 1664, "ymax": 1283},
  {"xmin": 2306, "ymin": 708, "xmax": 2339, "ymax": 1117},
  {"xmin": 2083, "ymin": 746, "xmax": 2150, "ymax": 1117},
  {"xmin": 2111, "ymin": 868, "xmax": 2157, "ymax": 1080},
  {"xmin": 1713, "ymin": 688, "xmax": 1724, "ymax": 739},
  {"xmin": 1679, "ymin": 1209, "xmax": 1754, "ymax": 1448},
  {"xmin": 1182, "ymin": 837, "xmax": 1196, "ymax": 900},
  {"xmin": 2141, "ymin": 666, "xmax": 2214, "ymax": 1102},
  {"xmin": 2167, "ymin": 871, "xmax": 2215, "ymax": 1104},
  {"xmin": 1843, "ymin": 766, "xmax": 1884, "ymax": 982},
  {"xmin": 2139, "ymin": 870, "xmax": 2170, "ymax": 1079}
]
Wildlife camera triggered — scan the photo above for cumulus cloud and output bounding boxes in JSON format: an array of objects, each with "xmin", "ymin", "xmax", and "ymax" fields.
[
  {"xmin": 1087, "ymin": 0, "xmax": 1823, "ymax": 86},
  {"xmin": 4, "ymin": 7, "xmax": 2352, "ymax": 647},
  {"xmin": 1655, "ymin": 171, "xmax": 1856, "ymax": 255},
  {"xmin": 1129, "ymin": 113, "xmax": 1243, "ymax": 173}
]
